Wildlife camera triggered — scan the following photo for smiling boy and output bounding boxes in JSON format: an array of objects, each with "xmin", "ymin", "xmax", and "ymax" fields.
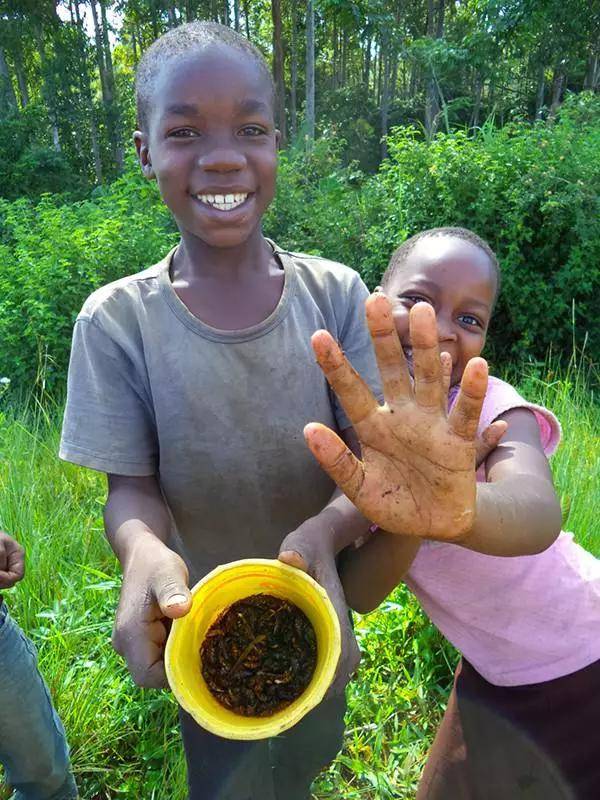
[{"xmin": 59, "ymin": 22, "xmax": 380, "ymax": 800}]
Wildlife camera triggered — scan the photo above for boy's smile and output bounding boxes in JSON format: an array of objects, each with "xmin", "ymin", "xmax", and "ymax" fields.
[
  {"xmin": 135, "ymin": 44, "xmax": 278, "ymax": 250},
  {"xmin": 383, "ymin": 236, "xmax": 497, "ymax": 386}
]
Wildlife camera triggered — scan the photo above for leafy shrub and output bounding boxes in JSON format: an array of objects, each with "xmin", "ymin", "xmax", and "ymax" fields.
[
  {"xmin": 0, "ymin": 96, "xmax": 598, "ymax": 391},
  {"xmin": 361, "ymin": 93, "xmax": 600, "ymax": 364}
]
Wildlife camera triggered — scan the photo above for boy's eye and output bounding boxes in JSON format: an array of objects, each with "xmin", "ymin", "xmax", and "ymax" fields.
[
  {"xmin": 239, "ymin": 125, "xmax": 267, "ymax": 136},
  {"xmin": 458, "ymin": 314, "xmax": 483, "ymax": 328},
  {"xmin": 168, "ymin": 128, "xmax": 198, "ymax": 138}
]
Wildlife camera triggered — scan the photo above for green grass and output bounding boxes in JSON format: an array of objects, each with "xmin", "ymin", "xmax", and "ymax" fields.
[{"xmin": 0, "ymin": 360, "xmax": 597, "ymax": 799}]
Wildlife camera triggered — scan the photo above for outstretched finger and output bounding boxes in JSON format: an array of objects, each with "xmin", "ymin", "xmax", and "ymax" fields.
[
  {"xmin": 440, "ymin": 352, "xmax": 452, "ymax": 412},
  {"xmin": 410, "ymin": 303, "xmax": 443, "ymax": 410},
  {"xmin": 311, "ymin": 331, "xmax": 379, "ymax": 426},
  {"xmin": 448, "ymin": 357, "xmax": 489, "ymax": 440},
  {"xmin": 365, "ymin": 293, "xmax": 411, "ymax": 404},
  {"xmin": 304, "ymin": 423, "xmax": 365, "ymax": 502}
]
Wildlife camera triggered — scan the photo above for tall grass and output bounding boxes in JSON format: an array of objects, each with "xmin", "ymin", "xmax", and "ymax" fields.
[{"xmin": 0, "ymin": 361, "xmax": 597, "ymax": 799}]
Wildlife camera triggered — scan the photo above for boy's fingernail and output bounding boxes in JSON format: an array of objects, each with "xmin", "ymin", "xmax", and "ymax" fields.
[{"xmin": 166, "ymin": 594, "xmax": 188, "ymax": 607}]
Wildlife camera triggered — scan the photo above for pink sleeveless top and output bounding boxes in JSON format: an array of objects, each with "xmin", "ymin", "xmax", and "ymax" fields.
[{"xmin": 405, "ymin": 376, "xmax": 600, "ymax": 686}]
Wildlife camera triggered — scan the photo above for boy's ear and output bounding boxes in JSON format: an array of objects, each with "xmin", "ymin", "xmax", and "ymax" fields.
[
  {"xmin": 133, "ymin": 131, "xmax": 155, "ymax": 180},
  {"xmin": 275, "ymin": 129, "xmax": 282, "ymax": 150}
]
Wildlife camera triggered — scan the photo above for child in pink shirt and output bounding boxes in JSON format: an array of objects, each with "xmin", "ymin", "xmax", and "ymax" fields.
[{"xmin": 305, "ymin": 227, "xmax": 600, "ymax": 799}]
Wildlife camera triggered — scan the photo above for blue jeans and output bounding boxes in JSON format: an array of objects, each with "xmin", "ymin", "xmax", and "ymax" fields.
[{"xmin": 0, "ymin": 602, "xmax": 78, "ymax": 800}]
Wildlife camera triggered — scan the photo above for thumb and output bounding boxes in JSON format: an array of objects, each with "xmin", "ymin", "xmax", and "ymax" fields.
[
  {"xmin": 151, "ymin": 563, "xmax": 192, "ymax": 619},
  {"xmin": 475, "ymin": 420, "xmax": 508, "ymax": 468},
  {"xmin": 303, "ymin": 422, "xmax": 365, "ymax": 503}
]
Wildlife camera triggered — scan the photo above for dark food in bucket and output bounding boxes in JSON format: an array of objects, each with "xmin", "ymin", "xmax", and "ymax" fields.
[{"xmin": 200, "ymin": 593, "xmax": 318, "ymax": 716}]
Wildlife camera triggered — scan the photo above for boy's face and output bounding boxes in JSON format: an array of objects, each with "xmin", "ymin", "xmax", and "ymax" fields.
[
  {"xmin": 135, "ymin": 45, "xmax": 279, "ymax": 249},
  {"xmin": 383, "ymin": 237, "xmax": 497, "ymax": 386}
]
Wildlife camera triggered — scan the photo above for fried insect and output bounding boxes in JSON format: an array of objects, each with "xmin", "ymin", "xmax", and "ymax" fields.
[{"xmin": 200, "ymin": 594, "xmax": 317, "ymax": 717}]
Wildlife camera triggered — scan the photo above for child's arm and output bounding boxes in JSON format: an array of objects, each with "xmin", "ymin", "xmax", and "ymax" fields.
[
  {"xmin": 0, "ymin": 531, "xmax": 25, "ymax": 589},
  {"xmin": 339, "ymin": 421, "xmax": 508, "ymax": 613},
  {"xmin": 460, "ymin": 407, "xmax": 561, "ymax": 556},
  {"xmin": 339, "ymin": 533, "xmax": 421, "ymax": 614},
  {"xmin": 304, "ymin": 296, "xmax": 561, "ymax": 558},
  {"xmin": 104, "ymin": 474, "xmax": 192, "ymax": 688}
]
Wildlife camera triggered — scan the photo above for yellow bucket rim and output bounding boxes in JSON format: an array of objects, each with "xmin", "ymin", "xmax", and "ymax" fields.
[{"xmin": 165, "ymin": 558, "xmax": 341, "ymax": 740}]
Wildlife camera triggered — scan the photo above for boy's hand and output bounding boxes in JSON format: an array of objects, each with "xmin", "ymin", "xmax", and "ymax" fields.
[
  {"xmin": 304, "ymin": 296, "xmax": 488, "ymax": 541},
  {"xmin": 279, "ymin": 524, "xmax": 359, "ymax": 695},
  {"xmin": 0, "ymin": 531, "xmax": 25, "ymax": 589},
  {"xmin": 112, "ymin": 537, "xmax": 192, "ymax": 688}
]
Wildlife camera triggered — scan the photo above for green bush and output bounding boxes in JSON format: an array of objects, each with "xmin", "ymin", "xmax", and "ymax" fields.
[
  {"xmin": 0, "ymin": 164, "xmax": 177, "ymax": 390},
  {"xmin": 0, "ymin": 96, "xmax": 598, "ymax": 391},
  {"xmin": 360, "ymin": 93, "xmax": 600, "ymax": 364}
]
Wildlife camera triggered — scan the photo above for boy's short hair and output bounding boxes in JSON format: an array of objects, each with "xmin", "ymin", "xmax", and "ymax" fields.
[
  {"xmin": 382, "ymin": 227, "xmax": 501, "ymax": 300},
  {"xmin": 136, "ymin": 21, "xmax": 275, "ymax": 130}
]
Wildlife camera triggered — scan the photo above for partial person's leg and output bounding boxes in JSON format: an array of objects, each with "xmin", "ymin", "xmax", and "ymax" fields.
[
  {"xmin": 0, "ymin": 603, "xmax": 78, "ymax": 800},
  {"xmin": 180, "ymin": 709, "xmax": 277, "ymax": 800},
  {"xmin": 416, "ymin": 664, "xmax": 472, "ymax": 800},
  {"xmin": 270, "ymin": 693, "xmax": 347, "ymax": 800},
  {"xmin": 417, "ymin": 659, "xmax": 577, "ymax": 800}
]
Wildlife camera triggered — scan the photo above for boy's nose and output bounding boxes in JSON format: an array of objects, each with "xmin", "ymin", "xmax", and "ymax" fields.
[{"xmin": 198, "ymin": 149, "xmax": 246, "ymax": 172}]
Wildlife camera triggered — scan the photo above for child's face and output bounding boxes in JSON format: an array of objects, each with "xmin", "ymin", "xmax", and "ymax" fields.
[
  {"xmin": 383, "ymin": 236, "xmax": 497, "ymax": 386},
  {"xmin": 135, "ymin": 44, "xmax": 279, "ymax": 250}
]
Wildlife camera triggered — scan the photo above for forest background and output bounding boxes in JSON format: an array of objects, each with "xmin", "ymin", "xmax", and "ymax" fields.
[{"xmin": 0, "ymin": 1, "xmax": 598, "ymax": 798}]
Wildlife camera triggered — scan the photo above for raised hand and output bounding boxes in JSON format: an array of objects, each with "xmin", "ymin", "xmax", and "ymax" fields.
[{"xmin": 304, "ymin": 295, "xmax": 489, "ymax": 541}]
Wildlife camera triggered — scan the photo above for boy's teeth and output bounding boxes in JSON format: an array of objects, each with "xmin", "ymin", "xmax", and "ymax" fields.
[{"xmin": 196, "ymin": 192, "xmax": 248, "ymax": 210}]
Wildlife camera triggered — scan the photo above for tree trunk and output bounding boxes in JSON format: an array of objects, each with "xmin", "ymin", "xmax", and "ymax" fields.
[
  {"xmin": 33, "ymin": 23, "xmax": 61, "ymax": 150},
  {"xmin": 535, "ymin": 62, "xmax": 545, "ymax": 120},
  {"xmin": 131, "ymin": 26, "xmax": 139, "ymax": 67},
  {"xmin": 332, "ymin": 16, "xmax": 338, "ymax": 90},
  {"xmin": 584, "ymin": 48, "xmax": 599, "ymax": 91},
  {"xmin": 363, "ymin": 35, "xmax": 371, "ymax": 89},
  {"xmin": 305, "ymin": 0, "xmax": 315, "ymax": 144},
  {"xmin": 100, "ymin": 0, "xmax": 124, "ymax": 171},
  {"xmin": 167, "ymin": 3, "xmax": 178, "ymax": 27},
  {"xmin": 185, "ymin": 0, "xmax": 195, "ymax": 21},
  {"xmin": 243, "ymin": 0, "xmax": 251, "ymax": 40},
  {"xmin": 548, "ymin": 67, "xmax": 565, "ymax": 120},
  {"xmin": 271, "ymin": 0, "xmax": 287, "ymax": 146},
  {"xmin": 0, "ymin": 47, "xmax": 17, "ymax": 115},
  {"xmin": 149, "ymin": 0, "xmax": 160, "ymax": 39},
  {"xmin": 75, "ymin": 1, "xmax": 102, "ymax": 183},
  {"xmin": 380, "ymin": 46, "xmax": 392, "ymax": 159},
  {"xmin": 425, "ymin": 0, "xmax": 441, "ymax": 139},
  {"xmin": 471, "ymin": 69, "xmax": 482, "ymax": 129},
  {"xmin": 14, "ymin": 50, "xmax": 29, "ymax": 108},
  {"xmin": 290, "ymin": 0, "xmax": 298, "ymax": 137},
  {"xmin": 233, "ymin": 0, "xmax": 240, "ymax": 31},
  {"xmin": 436, "ymin": 0, "xmax": 445, "ymax": 39}
]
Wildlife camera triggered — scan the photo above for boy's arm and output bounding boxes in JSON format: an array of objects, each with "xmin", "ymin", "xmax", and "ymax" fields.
[{"xmin": 104, "ymin": 474, "xmax": 192, "ymax": 688}]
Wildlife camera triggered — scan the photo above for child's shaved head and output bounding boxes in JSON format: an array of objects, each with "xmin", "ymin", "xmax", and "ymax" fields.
[
  {"xmin": 136, "ymin": 21, "xmax": 275, "ymax": 130},
  {"xmin": 382, "ymin": 227, "xmax": 501, "ymax": 301}
]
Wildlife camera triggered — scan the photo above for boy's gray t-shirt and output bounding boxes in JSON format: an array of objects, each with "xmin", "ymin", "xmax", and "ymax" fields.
[{"xmin": 60, "ymin": 242, "xmax": 381, "ymax": 583}]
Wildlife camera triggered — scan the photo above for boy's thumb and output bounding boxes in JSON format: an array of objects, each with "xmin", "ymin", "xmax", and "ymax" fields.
[{"xmin": 153, "ymin": 571, "xmax": 192, "ymax": 619}]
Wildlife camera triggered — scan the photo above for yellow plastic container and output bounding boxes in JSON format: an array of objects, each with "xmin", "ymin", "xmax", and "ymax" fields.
[{"xmin": 165, "ymin": 558, "xmax": 341, "ymax": 740}]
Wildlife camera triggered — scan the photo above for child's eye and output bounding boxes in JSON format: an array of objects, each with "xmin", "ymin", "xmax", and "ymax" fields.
[
  {"xmin": 458, "ymin": 314, "xmax": 483, "ymax": 328},
  {"xmin": 168, "ymin": 128, "xmax": 198, "ymax": 138},
  {"xmin": 400, "ymin": 294, "xmax": 431, "ymax": 307},
  {"xmin": 239, "ymin": 125, "xmax": 267, "ymax": 137}
]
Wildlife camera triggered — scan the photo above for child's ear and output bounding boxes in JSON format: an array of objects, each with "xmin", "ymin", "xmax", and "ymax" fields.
[
  {"xmin": 133, "ymin": 131, "xmax": 155, "ymax": 180},
  {"xmin": 275, "ymin": 129, "xmax": 282, "ymax": 150}
]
